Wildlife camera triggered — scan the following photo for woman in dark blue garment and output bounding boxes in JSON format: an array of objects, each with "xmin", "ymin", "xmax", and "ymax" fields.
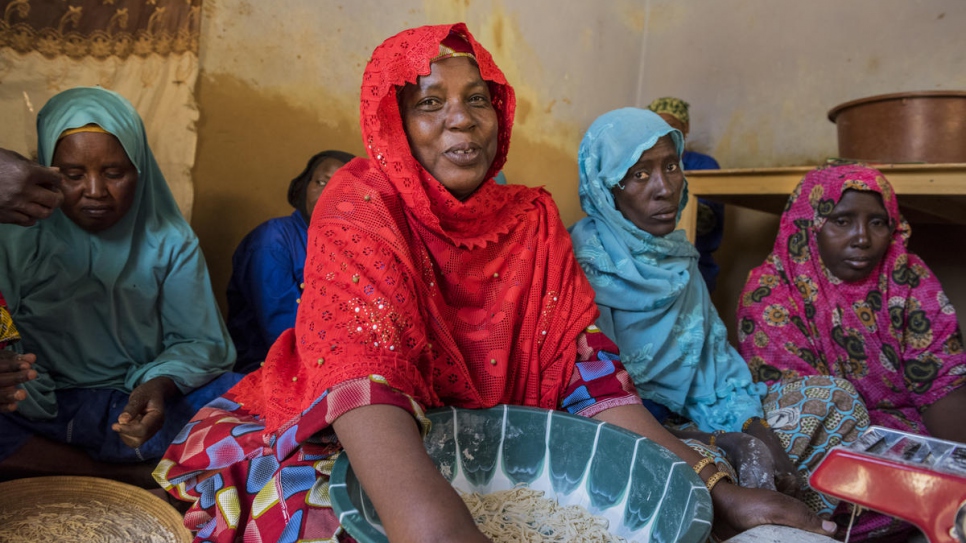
[{"xmin": 227, "ymin": 150, "xmax": 354, "ymax": 372}]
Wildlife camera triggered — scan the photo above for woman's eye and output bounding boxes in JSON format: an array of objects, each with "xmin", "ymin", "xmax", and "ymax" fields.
[
  {"xmin": 469, "ymin": 94, "xmax": 489, "ymax": 104},
  {"xmin": 64, "ymin": 172, "xmax": 84, "ymax": 181},
  {"xmin": 666, "ymin": 163, "xmax": 678, "ymax": 172},
  {"xmin": 416, "ymin": 97, "xmax": 441, "ymax": 109},
  {"xmin": 105, "ymin": 170, "xmax": 124, "ymax": 179},
  {"xmin": 634, "ymin": 170, "xmax": 649, "ymax": 180},
  {"xmin": 835, "ymin": 218, "xmax": 849, "ymax": 227}
]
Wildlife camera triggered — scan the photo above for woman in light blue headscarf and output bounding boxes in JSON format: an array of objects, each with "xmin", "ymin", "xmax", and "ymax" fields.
[
  {"xmin": 570, "ymin": 108, "xmax": 869, "ymax": 510},
  {"xmin": 0, "ymin": 87, "xmax": 238, "ymax": 485}
]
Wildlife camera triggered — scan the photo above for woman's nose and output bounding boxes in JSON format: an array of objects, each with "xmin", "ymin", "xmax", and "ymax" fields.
[
  {"xmin": 84, "ymin": 175, "xmax": 108, "ymax": 198},
  {"xmin": 852, "ymin": 223, "xmax": 871, "ymax": 247},
  {"xmin": 445, "ymin": 101, "xmax": 475, "ymax": 130},
  {"xmin": 653, "ymin": 173, "xmax": 673, "ymax": 198}
]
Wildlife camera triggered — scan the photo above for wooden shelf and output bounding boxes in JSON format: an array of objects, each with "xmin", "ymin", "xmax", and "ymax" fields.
[{"xmin": 679, "ymin": 163, "xmax": 966, "ymax": 241}]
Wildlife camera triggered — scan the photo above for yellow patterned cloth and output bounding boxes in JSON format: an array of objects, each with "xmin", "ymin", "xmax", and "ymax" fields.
[
  {"xmin": 0, "ymin": 296, "xmax": 19, "ymax": 347},
  {"xmin": 647, "ymin": 96, "xmax": 690, "ymax": 124}
]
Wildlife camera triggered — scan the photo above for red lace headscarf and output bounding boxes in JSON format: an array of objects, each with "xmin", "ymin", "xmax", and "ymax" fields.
[{"xmin": 231, "ymin": 23, "xmax": 598, "ymax": 435}]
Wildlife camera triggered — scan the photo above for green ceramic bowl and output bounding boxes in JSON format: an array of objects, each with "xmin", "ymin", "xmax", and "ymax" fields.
[{"xmin": 330, "ymin": 405, "xmax": 712, "ymax": 542}]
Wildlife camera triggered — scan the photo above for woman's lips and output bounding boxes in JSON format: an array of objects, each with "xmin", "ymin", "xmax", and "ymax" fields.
[
  {"xmin": 844, "ymin": 258, "xmax": 874, "ymax": 269},
  {"xmin": 444, "ymin": 144, "xmax": 482, "ymax": 166},
  {"xmin": 81, "ymin": 206, "xmax": 112, "ymax": 217},
  {"xmin": 652, "ymin": 209, "xmax": 678, "ymax": 221}
]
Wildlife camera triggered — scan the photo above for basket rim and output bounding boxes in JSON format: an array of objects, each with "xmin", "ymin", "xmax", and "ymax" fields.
[{"xmin": 0, "ymin": 476, "xmax": 191, "ymax": 543}]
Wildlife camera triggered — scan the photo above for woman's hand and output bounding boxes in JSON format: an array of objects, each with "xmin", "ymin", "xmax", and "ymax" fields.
[
  {"xmin": 711, "ymin": 481, "xmax": 837, "ymax": 540},
  {"xmin": 112, "ymin": 376, "xmax": 178, "ymax": 448},
  {"xmin": 0, "ymin": 351, "xmax": 37, "ymax": 412},
  {"xmin": 0, "ymin": 148, "xmax": 63, "ymax": 226},
  {"xmin": 711, "ymin": 428, "xmax": 802, "ymax": 498},
  {"xmin": 743, "ymin": 422, "xmax": 803, "ymax": 497}
]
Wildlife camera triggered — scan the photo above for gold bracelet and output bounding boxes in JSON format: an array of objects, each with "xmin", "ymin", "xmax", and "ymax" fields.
[
  {"xmin": 705, "ymin": 471, "xmax": 733, "ymax": 493},
  {"xmin": 742, "ymin": 416, "xmax": 770, "ymax": 431},
  {"xmin": 709, "ymin": 430, "xmax": 725, "ymax": 448},
  {"xmin": 692, "ymin": 457, "xmax": 714, "ymax": 475}
]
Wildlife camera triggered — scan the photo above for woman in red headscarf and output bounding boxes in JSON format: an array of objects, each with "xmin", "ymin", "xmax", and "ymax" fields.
[{"xmin": 156, "ymin": 24, "xmax": 836, "ymax": 542}]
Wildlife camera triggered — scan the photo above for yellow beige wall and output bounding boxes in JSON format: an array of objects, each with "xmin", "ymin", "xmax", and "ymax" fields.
[
  {"xmin": 631, "ymin": 0, "xmax": 966, "ymax": 337},
  {"xmin": 193, "ymin": 0, "xmax": 653, "ymax": 312},
  {"xmin": 193, "ymin": 0, "xmax": 966, "ymax": 336}
]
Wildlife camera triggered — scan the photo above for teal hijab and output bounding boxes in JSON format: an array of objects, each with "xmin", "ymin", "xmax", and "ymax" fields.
[
  {"xmin": 569, "ymin": 108, "xmax": 764, "ymax": 432},
  {"xmin": 0, "ymin": 87, "xmax": 234, "ymax": 420}
]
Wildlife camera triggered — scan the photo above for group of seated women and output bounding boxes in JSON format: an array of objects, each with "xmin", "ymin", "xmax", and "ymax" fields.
[{"xmin": 0, "ymin": 21, "xmax": 963, "ymax": 543}]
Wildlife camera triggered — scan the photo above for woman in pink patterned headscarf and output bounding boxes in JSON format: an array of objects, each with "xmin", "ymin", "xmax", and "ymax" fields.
[{"xmin": 737, "ymin": 162, "xmax": 966, "ymax": 540}]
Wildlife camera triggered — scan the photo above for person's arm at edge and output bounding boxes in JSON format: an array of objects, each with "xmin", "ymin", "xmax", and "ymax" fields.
[
  {"xmin": 922, "ymin": 385, "xmax": 966, "ymax": 443},
  {"xmin": 0, "ymin": 148, "xmax": 63, "ymax": 226}
]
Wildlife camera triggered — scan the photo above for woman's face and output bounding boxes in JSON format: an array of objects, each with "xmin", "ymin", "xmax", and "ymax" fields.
[
  {"xmin": 400, "ymin": 56, "xmax": 499, "ymax": 201},
  {"xmin": 53, "ymin": 131, "xmax": 138, "ymax": 232},
  {"xmin": 611, "ymin": 135, "xmax": 684, "ymax": 237},
  {"xmin": 305, "ymin": 157, "xmax": 347, "ymax": 219},
  {"xmin": 816, "ymin": 189, "xmax": 893, "ymax": 282}
]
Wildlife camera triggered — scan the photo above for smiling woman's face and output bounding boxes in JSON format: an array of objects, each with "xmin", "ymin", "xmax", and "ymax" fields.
[
  {"xmin": 611, "ymin": 134, "xmax": 684, "ymax": 237},
  {"xmin": 399, "ymin": 56, "xmax": 499, "ymax": 201}
]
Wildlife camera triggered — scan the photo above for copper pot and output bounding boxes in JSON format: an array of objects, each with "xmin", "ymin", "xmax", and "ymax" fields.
[{"xmin": 828, "ymin": 91, "xmax": 966, "ymax": 163}]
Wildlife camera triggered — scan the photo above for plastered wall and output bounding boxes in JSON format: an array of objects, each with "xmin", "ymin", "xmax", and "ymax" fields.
[
  {"xmin": 193, "ymin": 0, "xmax": 966, "ymax": 337},
  {"xmin": 632, "ymin": 0, "xmax": 966, "ymax": 336},
  {"xmin": 192, "ymin": 0, "xmax": 652, "ymax": 311}
]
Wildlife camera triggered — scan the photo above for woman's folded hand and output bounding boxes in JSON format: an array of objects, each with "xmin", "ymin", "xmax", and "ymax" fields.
[
  {"xmin": 0, "ymin": 351, "xmax": 37, "ymax": 412},
  {"xmin": 112, "ymin": 376, "xmax": 178, "ymax": 448}
]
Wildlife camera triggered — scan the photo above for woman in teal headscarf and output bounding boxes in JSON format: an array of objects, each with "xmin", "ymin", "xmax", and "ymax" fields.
[
  {"xmin": 570, "ymin": 107, "xmax": 869, "ymax": 515},
  {"xmin": 0, "ymin": 87, "xmax": 237, "ymax": 485}
]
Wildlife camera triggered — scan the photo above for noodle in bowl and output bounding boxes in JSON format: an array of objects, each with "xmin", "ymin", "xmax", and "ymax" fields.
[{"xmin": 330, "ymin": 405, "xmax": 713, "ymax": 543}]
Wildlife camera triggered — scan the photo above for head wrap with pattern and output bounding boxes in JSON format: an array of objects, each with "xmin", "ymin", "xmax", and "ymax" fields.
[{"xmin": 736, "ymin": 163, "xmax": 966, "ymax": 434}]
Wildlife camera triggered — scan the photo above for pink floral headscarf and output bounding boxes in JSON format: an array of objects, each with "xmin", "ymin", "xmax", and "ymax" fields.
[{"xmin": 736, "ymin": 163, "xmax": 966, "ymax": 434}]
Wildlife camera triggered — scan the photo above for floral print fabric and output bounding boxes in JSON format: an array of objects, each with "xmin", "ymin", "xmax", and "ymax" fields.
[{"xmin": 736, "ymin": 163, "xmax": 966, "ymax": 435}]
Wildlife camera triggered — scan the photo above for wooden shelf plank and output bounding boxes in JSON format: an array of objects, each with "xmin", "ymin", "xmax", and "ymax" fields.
[{"xmin": 679, "ymin": 164, "xmax": 966, "ymax": 241}]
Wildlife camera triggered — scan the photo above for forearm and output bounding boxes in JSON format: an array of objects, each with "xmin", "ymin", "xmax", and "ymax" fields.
[
  {"xmin": 142, "ymin": 376, "xmax": 181, "ymax": 401},
  {"xmin": 593, "ymin": 403, "xmax": 713, "ymax": 475},
  {"xmin": 333, "ymin": 404, "xmax": 489, "ymax": 543},
  {"xmin": 923, "ymin": 386, "xmax": 966, "ymax": 443}
]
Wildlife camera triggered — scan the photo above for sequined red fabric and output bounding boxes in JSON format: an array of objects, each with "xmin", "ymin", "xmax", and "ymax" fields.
[{"xmin": 230, "ymin": 23, "xmax": 599, "ymax": 436}]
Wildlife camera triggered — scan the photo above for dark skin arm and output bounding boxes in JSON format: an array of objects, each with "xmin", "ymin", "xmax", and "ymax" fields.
[
  {"xmin": 668, "ymin": 426, "xmax": 802, "ymax": 497},
  {"xmin": 111, "ymin": 376, "xmax": 180, "ymax": 448},
  {"xmin": 742, "ymin": 422, "xmax": 804, "ymax": 497},
  {"xmin": 594, "ymin": 404, "xmax": 835, "ymax": 540},
  {"xmin": 922, "ymin": 386, "xmax": 966, "ymax": 443},
  {"xmin": 0, "ymin": 148, "xmax": 63, "ymax": 226},
  {"xmin": 0, "ymin": 351, "xmax": 37, "ymax": 412},
  {"xmin": 332, "ymin": 405, "xmax": 491, "ymax": 543}
]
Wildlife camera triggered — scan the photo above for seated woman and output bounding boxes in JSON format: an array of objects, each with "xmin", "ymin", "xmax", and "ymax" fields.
[
  {"xmin": 737, "ymin": 162, "xmax": 966, "ymax": 540},
  {"xmin": 570, "ymin": 107, "xmax": 869, "ymax": 518},
  {"xmin": 155, "ymin": 24, "xmax": 836, "ymax": 542},
  {"xmin": 227, "ymin": 149, "xmax": 354, "ymax": 373},
  {"xmin": 0, "ymin": 87, "xmax": 237, "ymax": 487}
]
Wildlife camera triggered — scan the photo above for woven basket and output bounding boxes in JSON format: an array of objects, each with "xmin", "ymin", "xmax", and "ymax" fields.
[{"xmin": 0, "ymin": 476, "xmax": 191, "ymax": 542}]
